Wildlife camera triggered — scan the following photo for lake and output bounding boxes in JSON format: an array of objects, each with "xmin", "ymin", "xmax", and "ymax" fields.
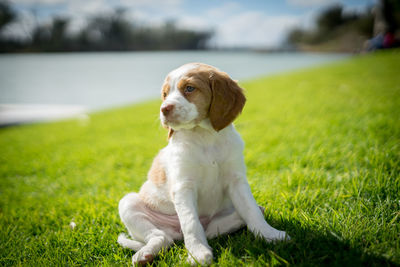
[{"xmin": 0, "ymin": 51, "xmax": 348, "ymax": 125}]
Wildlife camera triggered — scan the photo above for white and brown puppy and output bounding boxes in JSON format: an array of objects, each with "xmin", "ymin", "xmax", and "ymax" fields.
[{"xmin": 118, "ymin": 63, "xmax": 289, "ymax": 265}]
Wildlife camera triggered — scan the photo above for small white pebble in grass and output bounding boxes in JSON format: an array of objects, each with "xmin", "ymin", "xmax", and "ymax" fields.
[
  {"xmin": 77, "ymin": 114, "xmax": 90, "ymax": 126},
  {"xmin": 69, "ymin": 221, "xmax": 76, "ymax": 230}
]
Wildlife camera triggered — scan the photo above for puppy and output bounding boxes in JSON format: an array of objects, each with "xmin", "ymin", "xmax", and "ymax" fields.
[{"xmin": 118, "ymin": 63, "xmax": 289, "ymax": 265}]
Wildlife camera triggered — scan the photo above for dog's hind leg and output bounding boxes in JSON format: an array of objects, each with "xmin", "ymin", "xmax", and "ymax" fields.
[
  {"xmin": 205, "ymin": 206, "xmax": 265, "ymax": 239},
  {"xmin": 117, "ymin": 233, "xmax": 145, "ymax": 251},
  {"xmin": 119, "ymin": 193, "xmax": 174, "ymax": 265},
  {"xmin": 205, "ymin": 208, "xmax": 246, "ymax": 239}
]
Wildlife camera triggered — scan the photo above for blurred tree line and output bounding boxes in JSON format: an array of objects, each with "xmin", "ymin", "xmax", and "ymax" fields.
[
  {"xmin": 0, "ymin": 3, "xmax": 212, "ymax": 53},
  {"xmin": 287, "ymin": 0, "xmax": 400, "ymax": 52},
  {"xmin": 287, "ymin": 5, "xmax": 374, "ymax": 51}
]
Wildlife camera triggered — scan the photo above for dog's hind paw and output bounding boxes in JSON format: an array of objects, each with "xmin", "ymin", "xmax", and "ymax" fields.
[{"xmin": 132, "ymin": 252, "xmax": 154, "ymax": 266}]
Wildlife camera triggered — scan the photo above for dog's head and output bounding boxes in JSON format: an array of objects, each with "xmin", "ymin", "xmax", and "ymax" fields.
[{"xmin": 160, "ymin": 63, "xmax": 246, "ymax": 137}]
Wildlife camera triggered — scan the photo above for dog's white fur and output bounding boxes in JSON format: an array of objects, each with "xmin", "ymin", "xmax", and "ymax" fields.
[{"xmin": 118, "ymin": 63, "xmax": 289, "ymax": 265}]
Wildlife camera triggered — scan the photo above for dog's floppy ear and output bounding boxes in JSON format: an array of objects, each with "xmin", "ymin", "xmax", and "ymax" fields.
[{"xmin": 209, "ymin": 71, "xmax": 246, "ymax": 131}]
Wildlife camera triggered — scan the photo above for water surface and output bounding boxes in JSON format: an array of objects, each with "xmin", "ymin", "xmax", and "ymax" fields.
[{"xmin": 0, "ymin": 51, "xmax": 348, "ymax": 111}]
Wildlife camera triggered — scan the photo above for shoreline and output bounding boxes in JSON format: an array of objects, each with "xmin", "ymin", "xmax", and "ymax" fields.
[
  {"xmin": 0, "ymin": 51, "xmax": 349, "ymax": 127},
  {"xmin": 0, "ymin": 104, "xmax": 88, "ymax": 127}
]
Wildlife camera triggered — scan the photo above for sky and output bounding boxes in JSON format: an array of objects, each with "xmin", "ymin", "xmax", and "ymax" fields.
[{"xmin": 4, "ymin": 0, "xmax": 377, "ymax": 48}]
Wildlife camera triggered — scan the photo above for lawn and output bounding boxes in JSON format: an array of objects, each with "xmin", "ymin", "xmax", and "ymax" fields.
[{"xmin": 1, "ymin": 50, "xmax": 399, "ymax": 266}]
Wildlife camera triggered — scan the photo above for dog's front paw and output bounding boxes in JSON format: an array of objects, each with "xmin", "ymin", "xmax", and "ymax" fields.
[
  {"xmin": 186, "ymin": 244, "xmax": 213, "ymax": 266},
  {"xmin": 263, "ymin": 229, "xmax": 290, "ymax": 242}
]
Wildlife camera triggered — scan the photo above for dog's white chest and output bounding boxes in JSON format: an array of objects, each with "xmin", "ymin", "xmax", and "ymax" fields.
[
  {"xmin": 195, "ymin": 145, "xmax": 229, "ymax": 216},
  {"xmin": 166, "ymin": 125, "xmax": 243, "ymax": 216}
]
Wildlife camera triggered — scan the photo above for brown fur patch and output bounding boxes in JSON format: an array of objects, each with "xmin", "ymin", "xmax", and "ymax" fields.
[
  {"xmin": 178, "ymin": 64, "xmax": 246, "ymax": 131},
  {"xmin": 167, "ymin": 128, "xmax": 174, "ymax": 139},
  {"xmin": 161, "ymin": 77, "xmax": 173, "ymax": 139},
  {"xmin": 161, "ymin": 63, "xmax": 245, "ymax": 137},
  {"xmin": 161, "ymin": 77, "xmax": 170, "ymax": 100},
  {"xmin": 176, "ymin": 66, "xmax": 213, "ymax": 123},
  {"xmin": 208, "ymin": 70, "xmax": 246, "ymax": 131},
  {"xmin": 147, "ymin": 153, "xmax": 166, "ymax": 185}
]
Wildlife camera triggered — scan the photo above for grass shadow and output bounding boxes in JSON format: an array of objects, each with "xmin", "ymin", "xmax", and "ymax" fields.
[
  {"xmin": 121, "ymin": 218, "xmax": 395, "ymax": 266},
  {"xmin": 206, "ymin": 218, "xmax": 395, "ymax": 266}
]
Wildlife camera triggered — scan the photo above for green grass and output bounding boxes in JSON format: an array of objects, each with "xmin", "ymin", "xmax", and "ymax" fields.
[{"xmin": 1, "ymin": 50, "xmax": 400, "ymax": 266}]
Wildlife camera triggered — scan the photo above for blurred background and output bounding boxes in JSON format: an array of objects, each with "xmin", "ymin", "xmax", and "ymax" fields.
[{"xmin": 0, "ymin": 0, "xmax": 399, "ymax": 126}]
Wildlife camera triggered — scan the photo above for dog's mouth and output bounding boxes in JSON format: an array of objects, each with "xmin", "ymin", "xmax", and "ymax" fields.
[
  {"xmin": 160, "ymin": 114, "xmax": 198, "ymax": 130},
  {"xmin": 160, "ymin": 114, "xmax": 179, "ymax": 129},
  {"xmin": 160, "ymin": 113, "xmax": 173, "ymax": 125}
]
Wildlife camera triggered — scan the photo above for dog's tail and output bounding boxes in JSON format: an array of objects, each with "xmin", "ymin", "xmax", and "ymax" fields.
[{"xmin": 117, "ymin": 233, "xmax": 145, "ymax": 251}]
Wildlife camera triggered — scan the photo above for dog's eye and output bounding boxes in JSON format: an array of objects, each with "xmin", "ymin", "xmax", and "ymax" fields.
[{"xmin": 185, "ymin": 86, "xmax": 195, "ymax": 93}]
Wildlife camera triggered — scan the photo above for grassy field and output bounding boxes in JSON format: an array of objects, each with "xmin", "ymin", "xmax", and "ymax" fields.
[{"xmin": 1, "ymin": 50, "xmax": 399, "ymax": 266}]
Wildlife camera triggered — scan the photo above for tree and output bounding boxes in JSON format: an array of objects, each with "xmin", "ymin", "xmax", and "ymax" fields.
[
  {"xmin": 316, "ymin": 5, "xmax": 344, "ymax": 31},
  {"xmin": 0, "ymin": 1, "xmax": 15, "ymax": 32}
]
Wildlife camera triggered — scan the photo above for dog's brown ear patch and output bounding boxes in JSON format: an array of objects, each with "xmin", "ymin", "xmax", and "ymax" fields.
[
  {"xmin": 167, "ymin": 127, "xmax": 174, "ymax": 140},
  {"xmin": 209, "ymin": 71, "xmax": 246, "ymax": 131}
]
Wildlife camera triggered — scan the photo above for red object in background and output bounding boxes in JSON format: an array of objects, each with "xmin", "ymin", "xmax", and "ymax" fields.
[{"xmin": 383, "ymin": 32, "xmax": 395, "ymax": 48}]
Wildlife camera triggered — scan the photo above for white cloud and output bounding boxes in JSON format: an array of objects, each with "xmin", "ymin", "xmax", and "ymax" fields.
[
  {"xmin": 342, "ymin": 4, "xmax": 372, "ymax": 14},
  {"xmin": 117, "ymin": 0, "xmax": 183, "ymax": 8},
  {"xmin": 10, "ymin": 0, "xmax": 65, "ymax": 5},
  {"xmin": 66, "ymin": 0, "xmax": 113, "ymax": 17},
  {"xmin": 10, "ymin": 0, "xmax": 183, "ymax": 7},
  {"xmin": 174, "ymin": 2, "xmax": 302, "ymax": 48},
  {"xmin": 3, "ymin": 0, "xmax": 308, "ymax": 48},
  {"xmin": 287, "ymin": 0, "xmax": 338, "ymax": 7},
  {"xmin": 206, "ymin": 2, "xmax": 241, "ymax": 18},
  {"xmin": 211, "ymin": 11, "xmax": 301, "ymax": 48},
  {"xmin": 175, "ymin": 16, "xmax": 212, "ymax": 31}
]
